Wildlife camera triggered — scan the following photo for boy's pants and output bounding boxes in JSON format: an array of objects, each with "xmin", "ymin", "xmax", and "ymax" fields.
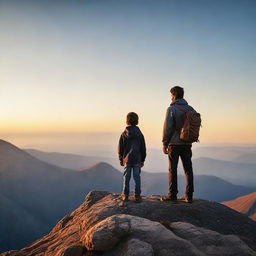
[{"xmin": 122, "ymin": 165, "xmax": 141, "ymax": 196}]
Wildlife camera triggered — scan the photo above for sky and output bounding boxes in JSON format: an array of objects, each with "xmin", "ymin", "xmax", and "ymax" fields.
[{"xmin": 0, "ymin": 0, "xmax": 256, "ymax": 152}]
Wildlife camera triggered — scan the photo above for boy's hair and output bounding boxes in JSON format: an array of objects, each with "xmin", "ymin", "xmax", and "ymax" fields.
[
  {"xmin": 126, "ymin": 112, "xmax": 139, "ymax": 126},
  {"xmin": 170, "ymin": 86, "xmax": 184, "ymax": 99}
]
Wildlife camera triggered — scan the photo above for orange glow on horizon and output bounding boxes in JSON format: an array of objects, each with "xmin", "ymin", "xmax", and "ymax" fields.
[{"xmin": 0, "ymin": 119, "xmax": 255, "ymax": 145}]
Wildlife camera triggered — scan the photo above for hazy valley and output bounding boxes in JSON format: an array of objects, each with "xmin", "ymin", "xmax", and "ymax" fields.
[{"xmin": 0, "ymin": 140, "xmax": 255, "ymax": 252}]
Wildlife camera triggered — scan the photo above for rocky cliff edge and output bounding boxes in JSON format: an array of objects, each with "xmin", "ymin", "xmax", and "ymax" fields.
[{"xmin": 2, "ymin": 191, "xmax": 256, "ymax": 256}]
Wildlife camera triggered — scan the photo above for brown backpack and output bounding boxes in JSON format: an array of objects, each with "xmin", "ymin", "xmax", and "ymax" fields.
[{"xmin": 175, "ymin": 105, "xmax": 201, "ymax": 143}]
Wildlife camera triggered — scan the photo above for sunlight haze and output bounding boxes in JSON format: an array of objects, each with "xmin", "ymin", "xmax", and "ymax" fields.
[{"xmin": 1, "ymin": 0, "xmax": 255, "ymax": 149}]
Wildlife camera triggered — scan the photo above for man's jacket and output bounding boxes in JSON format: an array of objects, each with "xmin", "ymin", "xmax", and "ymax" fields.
[
  {"xmin": 118, "ymin": 126, "xmax": 146, "ymax": 166},
  {"xmin": 162, "ymin": 98, "xmax": 193, "ymax": 147}
]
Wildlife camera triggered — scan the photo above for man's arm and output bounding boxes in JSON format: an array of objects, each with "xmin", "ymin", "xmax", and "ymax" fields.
[{"xmin": 162, "ymin": 107, "xmax": 174, "ymax": 152}]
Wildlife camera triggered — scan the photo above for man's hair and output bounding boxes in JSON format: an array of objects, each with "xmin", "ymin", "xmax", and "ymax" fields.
[
  {"xmin": 126, "ymin": 112, "xmax": 139, "ymax": 126},
  {"xmin": 170, "ymin": 86, "xmax": 184, "ymax": 99}
]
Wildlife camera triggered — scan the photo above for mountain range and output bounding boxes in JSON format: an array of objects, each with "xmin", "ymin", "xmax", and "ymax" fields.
[
  {"xmin": 193, "ymin": 146, "xmax": 256, "ymax": 164},
  {"xmin": 222, "ymin": 192, "xmax": 256, "ymax": 221},
  {"xmin": 0, "ymin": 140, "xmax": 121, "ymax": 252},
  {"xmin": 25, "ymin": 147, "xmax": 256, "ymax": 188},
  {"xmin": 0, "ymin": 139, "xmax": 255, "ymax": 252},
  {"xmin": 193, "ymin": 157, "xmax": 256, "ymax": 187},
  {"xmin": 25, "ymin": 148, "xmax": 116, "ymax": 170}
]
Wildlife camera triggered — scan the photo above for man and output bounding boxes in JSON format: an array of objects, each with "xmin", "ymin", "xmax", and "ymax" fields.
[{"xmin": 161, "ymin": 86, "xmax": 194, "ymax": 203}]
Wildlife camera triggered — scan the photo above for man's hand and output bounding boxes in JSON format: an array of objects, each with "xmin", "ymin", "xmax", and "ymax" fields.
[
  {"xmin": 141, "ymin": 162, "xmax": 144, "ymax": 167},
  {"xmin": 120, "ymin": 161, "xmax": 124, "ymax": 166},
  {"xmin": 163, "ymin": 146, "xmax": 168, "ymax": 154}
]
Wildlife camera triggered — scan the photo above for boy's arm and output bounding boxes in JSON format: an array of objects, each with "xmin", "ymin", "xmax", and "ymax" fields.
[
  {"xmin": 118, "ymin": 135, "xmax": 124, "ymax": 165},
  {"xmin": 162, "ymin": 107, "xmax": 174, "ymax": 150},
  {"xmin": 140, "ymin": 134, "xmax": 146, "ymax": 164}
]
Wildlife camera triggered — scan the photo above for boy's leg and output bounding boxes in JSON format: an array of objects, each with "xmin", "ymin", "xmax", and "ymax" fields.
[
  {"xmin": 132, "ymin": 165, "xmax": 141, "ymax": 196},
  {"xmin": 122, "ymin": 165, "xmax": 132, "ymax": 196}
]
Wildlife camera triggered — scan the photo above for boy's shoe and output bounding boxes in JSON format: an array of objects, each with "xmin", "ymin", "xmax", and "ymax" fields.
[
  {"xmin": 160, "ymin": 195, "xmax": 177, "ymax": 202},
  {"xmin": 121, "ymin": 193, "xmax": 129, "ymax": 201},
  {"xmin": 134, "ymin": 195, "xmax": 142, "ymax": 203}
]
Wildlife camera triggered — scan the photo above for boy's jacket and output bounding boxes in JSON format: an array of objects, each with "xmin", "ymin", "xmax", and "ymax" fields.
[{"xmin": 118, "ymin": 126, "xmax": 146, "ymax": 166}]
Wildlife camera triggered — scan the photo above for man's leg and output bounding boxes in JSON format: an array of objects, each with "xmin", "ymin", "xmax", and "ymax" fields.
[
  {"xmin": 180, "ymin": 145, "xmax": 194, "ymax": 200},
  {"xmin": 122, "ymin": 165, "xmax": 132, "ymax": 196},
  {"xmin": 132, "ymin": 166, "xmax": 141, "ymax": 196},
  {"xmin": 168, "ymin": 145, "xmax": 180, "ymax": 198}
]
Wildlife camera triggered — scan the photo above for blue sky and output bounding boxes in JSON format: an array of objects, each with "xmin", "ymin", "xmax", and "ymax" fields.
[{"xmin": 0, "ymin": 0, "xmax": 255, "ymax": 149}]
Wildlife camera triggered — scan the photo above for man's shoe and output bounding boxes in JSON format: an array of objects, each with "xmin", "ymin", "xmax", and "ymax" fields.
[
  {"xmin": 184, "ymin": 195, "xmax": 193, "ymax": 203},
  {"xmin": 134, "ymin": 195, "xmax": 142, "ymax": 203},
  {"xmin": 121, "ymin": 193, "xmax": 129, "ymax": 201},
  {"xmin": 160, "ymin": 195, "xmax": 177, "ymax": 202}
]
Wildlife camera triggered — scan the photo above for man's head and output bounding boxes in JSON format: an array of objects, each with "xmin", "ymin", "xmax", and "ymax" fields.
[
  {"xmin": 170, "ymin": 86, "xmax": 184, "ymax": 101},
  {"xmin": 126, "ymin": 112, "xmax": 139, "ymax": 126}
]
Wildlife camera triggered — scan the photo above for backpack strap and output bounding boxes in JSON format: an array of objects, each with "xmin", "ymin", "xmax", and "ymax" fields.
[{"xmin": 172, "ymin": 104, "xmax": 187, "ymax": 133}]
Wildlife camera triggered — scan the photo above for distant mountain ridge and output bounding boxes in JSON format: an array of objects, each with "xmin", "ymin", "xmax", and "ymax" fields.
[
  {"xmin": 222, "ymin": 192, "xmax": 256, "ymax": 221},
  {"xmin": 0, "ymin": 192, "xmax": 49, "ymax": 251},
  {"xmin": 193, "ymin": 146, "xmax": 256, "ymax": 164},
  {"xmin": 193, "ymin": 157, "xmax": 256, "ymax": 187},
  {"xmin": 24, "ymin": 148, "xmax": 117, "ymax": 170},
  {"xmin": 25, "ymin": 147, "xmax": 256, "ymax": 188},
  {"xmin": 0, "ymin": 140, "xmax": 122, "ymax": 252},
  {"xmin": 142, "ymin": 172, "xmax": 254, "ymax": 202},
  {"xmin": 0, "ymin": 139, "xmax": 254, "ymax": 252}
]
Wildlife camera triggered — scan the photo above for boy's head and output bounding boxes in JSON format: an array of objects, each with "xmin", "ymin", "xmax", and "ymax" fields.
[
  {"xmin": 126, "ymin": 112, "xmax": 139, "ymax": 126},
  {"xmin": 170, "ymin": 86, "xmax": 184, "ymax": 101}
]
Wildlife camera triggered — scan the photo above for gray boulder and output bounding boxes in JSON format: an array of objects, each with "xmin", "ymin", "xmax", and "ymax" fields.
[
  {"xmin": 104, "ymin": 238, "xmax": 154, "ymax": 256},
  {"xmin": 84, "ymin": 214, "xmax": 255, "ymax": 255},
  {"xmin": 170, "ymin": 222, "xmax": 256, "ymax": 256},
  {"xmin": 83, "ymin": 215, "xmax": 131, "ymax": 251},
  {"xmin": 85, "ymin": 214, "xmax": 204, "ymax": 256}
]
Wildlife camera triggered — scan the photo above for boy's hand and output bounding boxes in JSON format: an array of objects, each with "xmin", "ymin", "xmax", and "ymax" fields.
[
  {"xmin": 163, "ymin": 146, "xmax": 168, "ymax": 154},
  {"xmin": 120, "ymin": 161, "xmax": 124, "ymax": 166},
  {"xmin": 141, "ymin": 162, "xmax": 144, "ymax": 167}
]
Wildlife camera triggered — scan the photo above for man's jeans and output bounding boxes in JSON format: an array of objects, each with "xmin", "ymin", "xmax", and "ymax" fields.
[
  {"xmin": 122, "ymin": 165, "xmax": 141, "ymax": 196},
  {"xmin": 168, "ymin": 145, "xmax": 194, "ymax": 197}
]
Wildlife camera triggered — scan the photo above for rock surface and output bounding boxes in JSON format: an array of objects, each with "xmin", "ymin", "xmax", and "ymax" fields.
[
  {"xmin": 110, "ymin": 238, "xmax": 154, "ymax": 256},
  {"xmin": 83, "ymin": 215, "xmax": 131, "ymax": 251},
  {"xmin": 93, "ymin": 214, "xmax": 203, "ymax": 256},
  {"xmin": 1, "ymin": 190, "xmax": 256, "ymax": 256},
  {"xmin": 170, "ymin": 222, "xmax": 255, "ymax": 256}
]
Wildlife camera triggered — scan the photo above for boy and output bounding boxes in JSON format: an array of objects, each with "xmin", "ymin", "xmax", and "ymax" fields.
[{"xmin": 118, "ymin": 112, "xmax": 146, "ymax": 202}]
